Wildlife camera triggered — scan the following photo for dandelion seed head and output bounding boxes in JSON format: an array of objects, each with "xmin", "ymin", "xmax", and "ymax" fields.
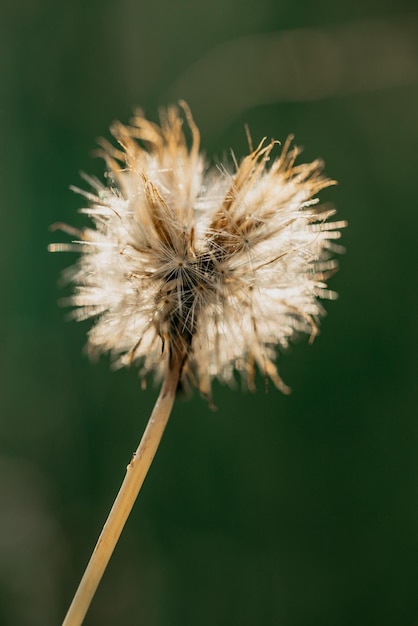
[{"xmin": 52, "ymin": 103, "xmax": 346, "ymax": 398}]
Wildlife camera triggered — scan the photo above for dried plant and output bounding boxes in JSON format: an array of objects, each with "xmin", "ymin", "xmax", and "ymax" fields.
[{"xmin": 50, "ymin": 102, "xmax": 346, "ymax": 625}]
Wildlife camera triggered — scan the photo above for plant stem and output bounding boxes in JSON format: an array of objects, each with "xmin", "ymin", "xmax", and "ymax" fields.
[{"xmin": 62, "ymin": 361, "xmax": 181, "ymax": 626}]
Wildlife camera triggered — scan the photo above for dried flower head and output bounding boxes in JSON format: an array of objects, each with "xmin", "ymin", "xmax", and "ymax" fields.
[{"xmin": 51, "ymin": 103, "xmax": 345, "ymax": 398}]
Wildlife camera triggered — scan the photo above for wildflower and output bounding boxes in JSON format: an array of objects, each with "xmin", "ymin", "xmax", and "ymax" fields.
[
  {"xmin": 51, "ymin": 103, "xmax": 345, "ymax": 398},
  {"xmin": 52, "ymin": 104, "xmax": 346, "ymax": 626}
]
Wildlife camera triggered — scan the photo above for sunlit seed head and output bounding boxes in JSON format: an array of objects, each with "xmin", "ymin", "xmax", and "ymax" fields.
[{"xmin": 50, "ymin": 102, "xmax": 346, "ymax": 400}]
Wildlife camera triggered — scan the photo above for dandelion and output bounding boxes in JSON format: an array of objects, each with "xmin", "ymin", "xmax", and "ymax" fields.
[{"xmin": 50, "ymin": 102, "xmax": 346, "ymax": 626}]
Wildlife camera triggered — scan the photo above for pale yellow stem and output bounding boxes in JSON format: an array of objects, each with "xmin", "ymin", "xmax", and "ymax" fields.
[{"xmin": 62, "ymin": 362, "xmax": 181, "ymax": 626}]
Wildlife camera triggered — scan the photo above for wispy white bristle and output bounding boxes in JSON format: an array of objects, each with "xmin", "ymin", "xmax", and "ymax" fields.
[{"xmin": 51, "ymin": 105, "xmax": 346, "ymax": 396}]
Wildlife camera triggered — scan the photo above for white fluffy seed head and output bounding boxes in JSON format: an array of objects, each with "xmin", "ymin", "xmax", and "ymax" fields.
[{"xmin": 51, "ymin": 103, "xmax": 346, "ymax": 399}]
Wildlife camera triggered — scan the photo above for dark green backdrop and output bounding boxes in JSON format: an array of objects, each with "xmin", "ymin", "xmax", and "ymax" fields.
[{"xmin": 1, "ymin": 1, "xmax": 418, "ymax": 624}]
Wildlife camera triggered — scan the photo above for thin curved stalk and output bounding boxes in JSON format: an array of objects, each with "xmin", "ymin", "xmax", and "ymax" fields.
[{"xmin": 62, "ymin": 361, "xmax": 181, "ymax": 626}]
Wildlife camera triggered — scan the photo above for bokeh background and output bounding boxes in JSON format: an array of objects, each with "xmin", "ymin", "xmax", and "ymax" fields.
[{"xmin": 1, "ymin": 0, "xmax": 418, "ymax": 624}]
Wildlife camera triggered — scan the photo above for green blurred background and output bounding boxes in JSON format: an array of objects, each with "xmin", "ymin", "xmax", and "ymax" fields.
[{"xmin": 1, "ymin": 0, "xmax": 418, "ymax": 624}]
